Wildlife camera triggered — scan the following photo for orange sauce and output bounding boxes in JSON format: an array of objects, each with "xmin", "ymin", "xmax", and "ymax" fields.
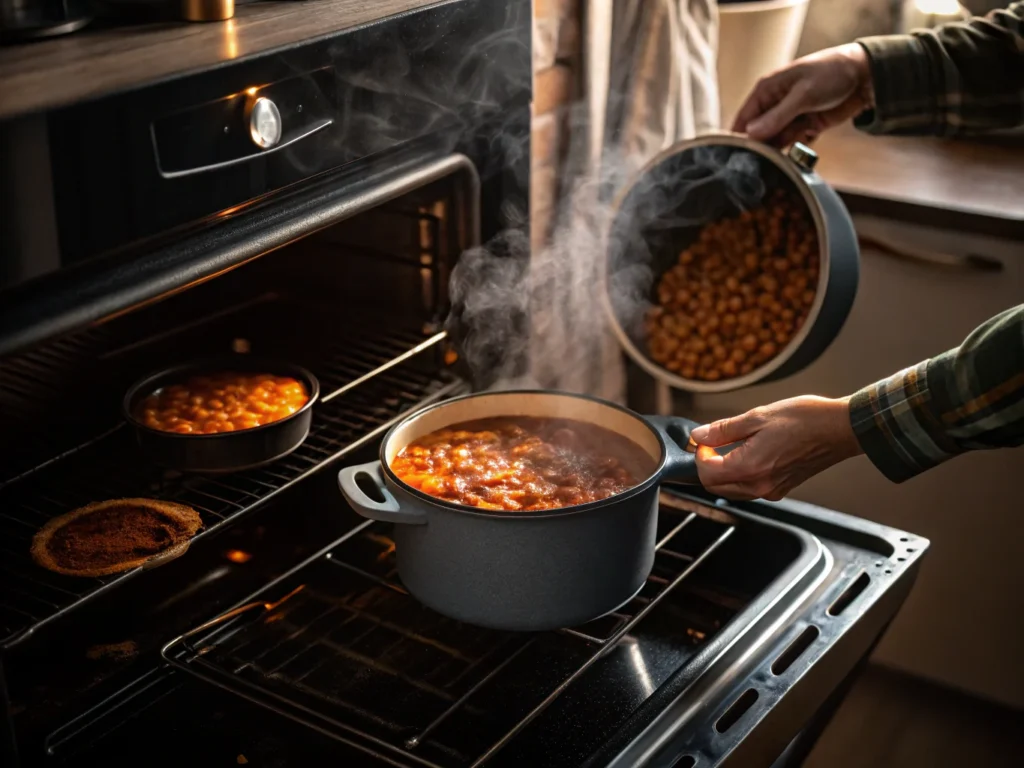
[{"xmin": 391, "ymin": 417, "xmax": 654, "ymax": 512}]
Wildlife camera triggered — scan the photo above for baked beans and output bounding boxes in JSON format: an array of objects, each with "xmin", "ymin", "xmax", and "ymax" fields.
[
  {"xmin": 391, "ymin": 417, "xmax": 655, "ymax": 512},
  {"xmin": 645, "ymin": 187, "xmax": 818, "ymax": 382},
  {"xmin": 137, "ymin": 372, "xmax": 309, "ymax": 435}
]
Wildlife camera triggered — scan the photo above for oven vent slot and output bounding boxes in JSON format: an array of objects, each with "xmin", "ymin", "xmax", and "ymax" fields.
[
  {"xmin": 672, "ymin": 756, "xmax": 697, "ymax": 768},
  {"xmin": 827, "ymin": 572, "xmax": 870, "ymax": 617},
  {"xmin": 715, "ymin": 688, "xmax": 758, "ymax": 733},
  {"xmin": 771, "ymin": 624, "xmax": 819, "ymax": 676}
]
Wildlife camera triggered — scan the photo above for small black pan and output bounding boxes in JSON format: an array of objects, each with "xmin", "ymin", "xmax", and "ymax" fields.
[{"xmin": 123, "ymin": 356, "xmax": 320, "ymax": 474}]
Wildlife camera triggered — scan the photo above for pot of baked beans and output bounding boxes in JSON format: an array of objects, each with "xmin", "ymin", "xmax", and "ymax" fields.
[
  {"xmin": 604, "ymin": 133, "xmax": 859, "ymax": 393},
  {"xmin": 123, "ymin": 356, "xmax": 319, "ymax": 473},
  {"xmin": 338, "ymin": 390, "xmax": 701, "ymax": 632}
]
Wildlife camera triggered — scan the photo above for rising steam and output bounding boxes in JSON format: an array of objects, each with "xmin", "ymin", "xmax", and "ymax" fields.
[{"xmin": 317, "ymin": 1, "xmax": 742, "ymax": 403}]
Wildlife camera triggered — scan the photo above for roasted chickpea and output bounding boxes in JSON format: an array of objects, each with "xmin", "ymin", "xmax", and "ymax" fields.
[{"xmin": 646, "ymin": 189, "xmax": 818, "ymax": 382}]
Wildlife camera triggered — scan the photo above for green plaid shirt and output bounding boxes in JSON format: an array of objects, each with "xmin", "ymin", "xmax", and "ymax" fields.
[
  {"xmin": 849, "ymin": 305, "xmax": 1024, "ymax": 482},
  {"xmin": 844, "ymin": 8, "xmax": 1024, "ymax": 481},
  {"xmin": 855, "ymin": 2, "xmax": 1024, "ymax": 136}
]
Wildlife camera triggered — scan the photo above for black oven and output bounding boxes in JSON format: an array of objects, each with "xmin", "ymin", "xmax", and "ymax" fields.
[{"xmin": 0, "ymin": 2, "xmax": 927, "ymax": 767}]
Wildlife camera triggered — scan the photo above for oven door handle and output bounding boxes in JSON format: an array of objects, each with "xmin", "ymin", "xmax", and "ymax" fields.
[{"xmin": 155, "ymin": 118, "xmax": 334, "ymax": 180}]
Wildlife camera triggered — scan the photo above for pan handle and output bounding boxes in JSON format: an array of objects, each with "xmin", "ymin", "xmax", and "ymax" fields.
[
  {"xmin": 338, "ymin": 462, "xmax": 427, "ymax": 525},
  {"xmin": 645, "ymin": 415, "xmax": 702, "ymax": 485}
]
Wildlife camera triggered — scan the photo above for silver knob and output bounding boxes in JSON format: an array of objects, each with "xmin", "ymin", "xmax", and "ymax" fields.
[
  {"xmin": 788, "ymin": 142, "xmax": 818, "ymax": 171},
  {"xmin": 248, "ymin": 97, "xmax": 282, "ymax": 149}
]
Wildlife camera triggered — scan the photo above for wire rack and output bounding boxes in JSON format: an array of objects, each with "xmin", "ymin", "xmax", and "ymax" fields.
[
  {"xmin": 163, "ymin": 499, "xmax": 736, "ymax": 768},
  {"xmin": 0, "ymin": 318, "xmax": 461, "ymax": 646}
]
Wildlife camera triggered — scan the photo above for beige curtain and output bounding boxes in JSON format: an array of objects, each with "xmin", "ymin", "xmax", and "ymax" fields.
[{"xmin": 527, "ymin": 0, "xmax": 719, "ymax": 403}]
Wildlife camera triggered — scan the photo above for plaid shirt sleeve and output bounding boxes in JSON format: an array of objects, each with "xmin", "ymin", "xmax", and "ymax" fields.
[
  {"xmin": 853, "ymin": 2, "xmax": 1024, "ymax": 136},
  {"xmin": 849, "ymin": 305, "xmax": 1024, "ymax": 483}
]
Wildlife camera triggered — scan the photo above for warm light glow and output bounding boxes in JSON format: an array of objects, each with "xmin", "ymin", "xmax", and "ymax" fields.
[
  {"xmin": 264, "ymin": 585, "xmax": 305, "ymax": 616},
  {"xmin": 222, "ymin": 19, "xmax": 239, "ymax": 59},
  {"xmin": 225, "ymin": 549, "xmax": 252, "ymax": 563},
  {"xmin": 246, "ymin": 87, "xmax": 258, "ymax": 96},
  {"xmin": 913, "ymin": 0, "xmax": 961, "ymax": 15},
  {"xmin": 627, "ymin": 641, "xmax": 654, "ymax": 696},
  {"xmin": 367, "ymin": 533, "xmax": 397, "ymax": 562},
  {"xmin": 217, "ymin": 203, "xmax": 245, "ymax": 218}
]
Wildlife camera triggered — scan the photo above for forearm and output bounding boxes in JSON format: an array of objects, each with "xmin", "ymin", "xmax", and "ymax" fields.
[
  {"xmin": 854, "ymin": 2, "xmax": 1024, "ymax": 137},
  {"xmin": 848, "ymin": 305, "xmax": 1024, "ymax": 482}
]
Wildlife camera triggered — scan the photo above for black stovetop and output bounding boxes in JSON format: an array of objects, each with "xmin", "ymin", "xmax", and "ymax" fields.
[{"xmin": 33, "ymin": 464, "xmax": 798, "ymax": 768}]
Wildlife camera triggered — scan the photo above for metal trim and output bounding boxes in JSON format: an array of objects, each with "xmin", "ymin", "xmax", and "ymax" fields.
[
  {"xmin": 154, "ymin": 118, "xmax": 332, "ymax": 179},
  {"xmin": 0, "ymin": 150, "xmax": 481, "ymax": 358},
  {"xmin": 600, "ymin": 491, "xmax": 929, "ymax": 768}
]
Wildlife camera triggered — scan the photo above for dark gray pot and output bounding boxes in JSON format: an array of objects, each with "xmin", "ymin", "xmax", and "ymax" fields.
[
  {"xmin": 604, "ymin": 132, "xmax": 860, "ymax": 393},
  {"xmin": 338, "ymin": 390, "xmax": 701, "ymax": 632}
]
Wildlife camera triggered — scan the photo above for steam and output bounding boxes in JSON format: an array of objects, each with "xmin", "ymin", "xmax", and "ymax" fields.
[
  {"xmin": 449, "ymin": 134, "xmax": 771, "ymax": 401},
  {"xmin": 311, "ymin": 1, "xmax": 752, "ymax": 404}
]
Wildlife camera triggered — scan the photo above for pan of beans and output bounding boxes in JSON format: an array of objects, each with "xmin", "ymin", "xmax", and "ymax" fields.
[
  {"xmin": 339, "ymin": 389, "xmax": 702, "ymax": 632},
  {"xmin": 604, "ymin": 133, "xmax": 860, "ymax": 392},
  {"xmin": 123, "ymin": 356, "xmax": 319, "ymax": 473}
]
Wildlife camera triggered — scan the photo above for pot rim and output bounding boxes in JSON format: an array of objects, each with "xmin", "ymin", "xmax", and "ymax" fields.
[
  {"xmin": 377, "ymin": 389, "xmax": 668, "ymax": 520},
  {"xmin": 602, "ymin": 131, "xmax": 832, "ymax": 393}
]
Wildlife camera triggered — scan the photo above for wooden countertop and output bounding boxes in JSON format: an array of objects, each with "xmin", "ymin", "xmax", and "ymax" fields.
[
  {"xmin": 814, "ymin": 123, "xmax": 1024, "ymax": 224},
  {"xmin": 0, "ymin": 0, "xmax": 438, "ymax": 120}
]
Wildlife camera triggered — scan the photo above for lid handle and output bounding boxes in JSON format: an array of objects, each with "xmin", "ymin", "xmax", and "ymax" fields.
[{"xmin": 788, "ymin": 143, "xmax": 819, "ymax": 172}]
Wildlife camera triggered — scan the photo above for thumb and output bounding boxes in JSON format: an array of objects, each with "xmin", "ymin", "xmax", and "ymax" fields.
[
  {"xmin": 691, "ymin": 410, "xmax": 762, "ymax": 447},
  {"xmin": 746, "ymin": 86, "xmax": 808, "ymax": 142}
]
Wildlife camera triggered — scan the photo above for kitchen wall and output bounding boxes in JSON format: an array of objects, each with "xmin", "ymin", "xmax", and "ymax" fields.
[
  {"xmin": 531, "ymin": 0, "xmax": 580, "ymax": 252},
  {"xmin": 798, "ymin": 0, "xmax": 1007, "ymax": 55},
  {"xmin": 797, "ymin": 0, "xmax": 896, "ymax": 55},
  {"xmin": 534, "ymin": 0, "xmax": 1011, "ymax": 246}
]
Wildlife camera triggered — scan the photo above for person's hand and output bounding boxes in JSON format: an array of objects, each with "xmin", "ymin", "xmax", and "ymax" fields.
[
  {"xmin": 691, "ymin": 395, "xmax": 863, "ymax": 501},
  {"xmin": 732, "ymin": 43, "xmax": 874, "ymax": 147}
]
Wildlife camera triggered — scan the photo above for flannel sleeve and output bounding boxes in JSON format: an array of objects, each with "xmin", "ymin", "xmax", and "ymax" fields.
[
  {"xmin": 853, "ymin": 2, "xmax": 1024, "ymax": 136},
  {"xmin": 848, "ymin": 305, "xmax": 1024, "ymax": 483}
]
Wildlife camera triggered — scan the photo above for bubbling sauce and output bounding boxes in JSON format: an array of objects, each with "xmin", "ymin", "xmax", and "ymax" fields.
[{"xmin": 390, "ymin": 417, "xmax": 656, "ymax": 512}]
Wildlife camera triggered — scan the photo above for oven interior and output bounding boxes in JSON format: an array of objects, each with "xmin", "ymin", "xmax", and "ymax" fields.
[
  {"xmin": 1, "ymin": 161, "xmax": 885, "ymax": 768},
  {"xmin": 0, "ymin": 170, "xmax": 469, "ymax": 754}
]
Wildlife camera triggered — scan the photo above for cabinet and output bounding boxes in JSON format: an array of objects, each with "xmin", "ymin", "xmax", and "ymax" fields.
[{"xmin": 682, "ymin": 214, "xmax": 1024, "ymax": 708}]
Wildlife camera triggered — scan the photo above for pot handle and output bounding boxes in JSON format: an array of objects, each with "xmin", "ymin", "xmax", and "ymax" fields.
[
  {"xmin": 645, "ymin": 415, "xmax": 702, "ymax": 485},
  {"xmin": 338, "ymin": 462, "xmax": 427, "ymax": 525}
]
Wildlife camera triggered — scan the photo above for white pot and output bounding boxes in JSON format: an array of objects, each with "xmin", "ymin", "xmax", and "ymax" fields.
[{"xmin": 717, "ymin": 0, "xmax": 811, "ymax": 129}]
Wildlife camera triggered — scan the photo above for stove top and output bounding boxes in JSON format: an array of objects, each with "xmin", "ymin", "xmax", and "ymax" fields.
[{"xmin": 6, "ymin": 452, "xmax": 926, "ymax": 768}]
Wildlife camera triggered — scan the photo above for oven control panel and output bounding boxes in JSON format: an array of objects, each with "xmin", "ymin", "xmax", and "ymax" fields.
[{"xmin": 150, "ymin": 67, "xmax": 335, "ymax": 179}]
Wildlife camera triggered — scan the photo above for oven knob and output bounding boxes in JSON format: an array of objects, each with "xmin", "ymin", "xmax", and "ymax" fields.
[{"xmin": 248, "ymin": 97, "xmax": 282, "ymax": 149}]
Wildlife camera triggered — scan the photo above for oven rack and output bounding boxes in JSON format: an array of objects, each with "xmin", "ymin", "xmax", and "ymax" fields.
[
  {"xmin": 0, "ymin": 324, "xmax": 463, "ymax": 646},
  {"xmin": 162, "ymin": 501, "xmax": 736, "ymax": 768}
]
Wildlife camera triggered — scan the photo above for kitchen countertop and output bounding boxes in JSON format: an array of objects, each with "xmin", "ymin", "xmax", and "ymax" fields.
[
  {"xmin": 814, "ymin": 123, "xmax": 1024, "ymax": 236},
  {"xmin": 0, "ymin": 0, "xmax": 439, "ymax": 121}
]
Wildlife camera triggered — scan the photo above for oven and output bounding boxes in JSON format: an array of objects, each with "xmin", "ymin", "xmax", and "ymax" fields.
[{"xmin": 0, "ymin": 1, "xmax": 927, "ymax": 767}]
